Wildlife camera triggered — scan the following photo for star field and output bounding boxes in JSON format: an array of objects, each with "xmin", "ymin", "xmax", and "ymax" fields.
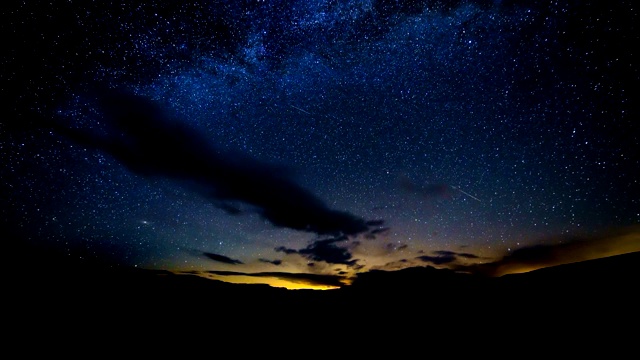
[{"xmin": 2, "ymin": 1, "xmax": 638, "ymax": 289}]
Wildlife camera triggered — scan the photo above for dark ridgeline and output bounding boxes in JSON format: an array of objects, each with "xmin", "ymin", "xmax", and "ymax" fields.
[{"xmin": 7, "ymin": 238, "xmax": 638, "ymax": 338}]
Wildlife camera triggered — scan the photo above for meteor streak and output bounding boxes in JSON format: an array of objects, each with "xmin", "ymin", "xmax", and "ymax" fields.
[
  {"xmin": 452, "ymin": 186, "xmax": 481, "ymax": 202},
  {"xmin": 290, "ymin": 105, "xmax": 312, "ymax": 115}
]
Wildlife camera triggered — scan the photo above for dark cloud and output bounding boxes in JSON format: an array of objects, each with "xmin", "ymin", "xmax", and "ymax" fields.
[
  {"xmin": 416, "ymin": 253, "xmax": 457, "ymax": 265},
  {"xmin": 365, "ymin": 220, "xmax": 385, "ymax": 227},
  {"xmin": 275, "ymin": 235, "xmax": 358, "ymax": 266},
  {"xmin": 52, "ymin": 90, "xmax": 378, "ymax": 237},
  {"xmin": 202, "ymin": 252, "xmax": 243, "ymax": 265},
  {"xmin": 274, "ymin": 246, "xmax": 298, "ymax": 255},
  {"xmin": 206, "ymin": 270, "xmax": 346, "ymax": 288},
  {"xmin": 454, "ymin": 252, "xmax": 479, "ymax": 260},
  {"xmin": 259, "ymin": 258, "xmax": 282, "ymax": 266},
  {"xmin": 416, "ymin": 250, "xmax": 480, "ymax": 266}
]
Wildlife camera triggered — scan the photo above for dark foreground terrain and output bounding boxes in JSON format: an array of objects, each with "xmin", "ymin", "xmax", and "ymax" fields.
[{"xmin": 6, "ymin": 243, "xmax": 638, "ymax": 347}]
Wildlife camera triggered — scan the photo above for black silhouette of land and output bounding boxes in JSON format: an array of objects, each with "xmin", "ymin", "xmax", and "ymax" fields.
[{"xmin": 8, "ymin": 239, "xmax": 638, "ymax": 338}]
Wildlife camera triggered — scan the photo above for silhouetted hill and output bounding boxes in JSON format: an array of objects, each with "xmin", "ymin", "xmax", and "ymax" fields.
[
  {"xmin": 348, "ymin": 250, "xmax": 639, "ymax": 296},
  {"xmin": 7, "ymin": 238, "xmax": 638, "ymax": 337},
  {"xmin": 500, "ymin": 250, "xmax": 639, "ymax": 286}
]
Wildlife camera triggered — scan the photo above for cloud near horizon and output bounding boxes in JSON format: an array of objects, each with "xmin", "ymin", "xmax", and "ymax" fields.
[
  {"xmin": 416, "ymin": 250, "xmax": 479, "ymax": 266},
  {"xmin": 275, "ymin": 235, "xmax": 360, "ymax": 266},
  {"xmin": 452, "ymin": 225, "xmax": 640, "ymax": 277},
  {"xmin": 180, "ymin": 226, "xmax": 640, "ymax": 289},
  {"xmin": 202, "ymin": 252, "xmax": 243, "ymax": 265},
  {"xmin": 364, "ymin": 225, "xmax": 640, "ymax": 278},
  {"xmin": 205, "ymin": 270, "xmax": 347, "ymax": 288}
]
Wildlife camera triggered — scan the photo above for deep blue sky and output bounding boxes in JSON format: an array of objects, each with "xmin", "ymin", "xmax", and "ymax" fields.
[{"xmin": 2, "ymin": 1, "xmax": 638, "ymax": 289}]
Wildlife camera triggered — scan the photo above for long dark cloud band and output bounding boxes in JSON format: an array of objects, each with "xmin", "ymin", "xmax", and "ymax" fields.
[{"xmin": 52, "ymin": 90, "xmax": 377, "ymax": 237}]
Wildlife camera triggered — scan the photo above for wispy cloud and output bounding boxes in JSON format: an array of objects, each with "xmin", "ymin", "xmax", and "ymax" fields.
[
  {"xmin": 259, "ymin": 258, "xmax": 282, "ymax": 266},
  {"xmin": 202, "ymin": 252, "xmax": 243, "ymax": 265},
  {"xmin": 206, "ymin": 270, "xmax": 346, "ymax": 288}
]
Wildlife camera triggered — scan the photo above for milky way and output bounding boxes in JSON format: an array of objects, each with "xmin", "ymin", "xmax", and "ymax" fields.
[{"xmin": 2, "ymin": 1, "xmax": 638, "ymax": 288}]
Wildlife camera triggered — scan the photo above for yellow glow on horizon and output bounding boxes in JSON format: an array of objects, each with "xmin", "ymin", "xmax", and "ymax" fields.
[
  {"xmin": 164, "ymin": 226, "xmax": 640, "ymax": 288},
  {"xmin": 200, "ymin": 274, "xmax": 341, "ymax": 290}
]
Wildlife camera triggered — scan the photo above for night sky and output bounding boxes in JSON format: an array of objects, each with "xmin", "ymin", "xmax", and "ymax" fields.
[{"xmin": 2, "ymin": 0, "xmax": 638, "ymax": 289}]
